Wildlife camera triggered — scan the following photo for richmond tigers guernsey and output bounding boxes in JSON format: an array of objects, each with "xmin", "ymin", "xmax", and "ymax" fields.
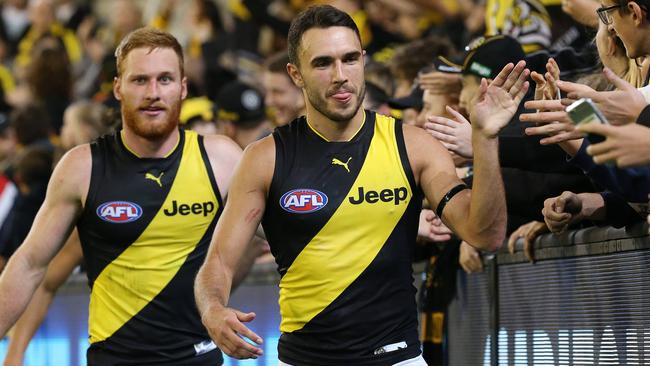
[
  {"xmin": 77, "ymin": 129, "xmax": 223, "ymax": 365},
  {"xmin": 262, "ymin": 111, "xmax": 424, "ymax": 365}
]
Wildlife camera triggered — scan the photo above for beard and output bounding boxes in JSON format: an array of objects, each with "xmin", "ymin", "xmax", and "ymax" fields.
[
  {"xmin": 306, "ymin": 82, "xmax": 366, "ymax": 123},
  {"xmin": 121, "ymin": 98, "xmax": 181, "ymax": 139}
]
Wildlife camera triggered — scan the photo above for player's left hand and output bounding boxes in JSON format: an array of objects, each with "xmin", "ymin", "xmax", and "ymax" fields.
[{"xmin": 472, "ymin": 60, "xmax": 530, "ymax": 138}]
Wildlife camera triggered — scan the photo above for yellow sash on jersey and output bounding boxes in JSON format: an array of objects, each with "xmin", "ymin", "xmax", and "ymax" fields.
[
  {"xmin": 279, "ymin": 115, "xmax": 412, "ymax": 332},
  {"xmin": 88, "ymin": 131, "xmax": 218, "ymax": 343}
]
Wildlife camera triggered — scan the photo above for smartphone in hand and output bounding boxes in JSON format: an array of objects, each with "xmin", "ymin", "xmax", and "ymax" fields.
[{"xmin": 566, "ymin": 98, "xmax": 608, "ymax": 144}]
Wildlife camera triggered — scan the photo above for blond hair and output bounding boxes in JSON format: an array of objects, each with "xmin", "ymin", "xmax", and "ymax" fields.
[
  {"xmin": 623, "ymin": 58, "xmax": 644, "ymax": 88},
  {"xmin": 115, "ymin": 27, "xmax": 184, "ymax": 77}
]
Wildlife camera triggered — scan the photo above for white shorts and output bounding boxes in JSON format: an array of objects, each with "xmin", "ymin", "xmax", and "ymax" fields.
[{"xmin": 278, "ymin": 354, "xmax": 427, "ymax": 366}]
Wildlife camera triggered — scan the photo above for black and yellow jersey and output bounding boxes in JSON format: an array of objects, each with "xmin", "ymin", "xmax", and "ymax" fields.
[
  {"xmin": 262, "ymin": 111, "xmax": 423, "ymax": 365},
  {"xmin": 77, "ymin": 129, "xmax": 223, "ymax": 365},
  {"xmin": 485, "ymin": 0, "xmax": 552, "ymax": 54}
]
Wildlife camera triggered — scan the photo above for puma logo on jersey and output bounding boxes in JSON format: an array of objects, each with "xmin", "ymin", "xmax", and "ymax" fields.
[
  {"xmin": 349, "ymin": 186, "xmax": 408, "ymax": 205},
  {"xmin": 331, "ymin": 157, "xmax": 352, "ymax": 173},
  {"xmin": 145, "ymin": 172, "xmax": 164, "ymax": 187}
]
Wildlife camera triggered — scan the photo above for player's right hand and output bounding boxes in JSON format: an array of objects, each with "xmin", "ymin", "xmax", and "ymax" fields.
[{"xmin": 204, "ymin": 307, "xmax": 263, "ymax": 359}]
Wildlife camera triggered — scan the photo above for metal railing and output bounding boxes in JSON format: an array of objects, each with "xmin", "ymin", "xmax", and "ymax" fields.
[{"xmin": 448, "ymin": 223, "xmax": 650, "ymax": 366}]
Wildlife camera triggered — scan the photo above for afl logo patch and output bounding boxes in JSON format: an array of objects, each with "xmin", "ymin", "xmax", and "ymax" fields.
[
  {"xmin": 280, "ymin": 189, "xmax": 328, "ymax": 214},
  {"xmin": 97, "ymin": 201, "xmax": 143, "ymax": 223}
]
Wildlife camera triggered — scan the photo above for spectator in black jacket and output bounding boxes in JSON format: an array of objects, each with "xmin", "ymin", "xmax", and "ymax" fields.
[{"xmin": 425, "ymin": 35, "xmax": 596, "ymax": 263}]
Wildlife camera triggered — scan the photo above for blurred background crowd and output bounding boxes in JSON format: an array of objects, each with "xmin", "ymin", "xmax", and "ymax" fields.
[{"xmin": 0, "ymin": 0, "xmax": 649, "ymax": 365}]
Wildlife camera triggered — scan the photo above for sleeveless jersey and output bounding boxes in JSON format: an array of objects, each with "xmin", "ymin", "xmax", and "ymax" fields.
[
  {"xmin": 77, "ymin": 129, "xmax": 223, "ymax": 365},
  {"xmin": 262, "ymin": 111, "xmax": 423, "ymax": 365}
]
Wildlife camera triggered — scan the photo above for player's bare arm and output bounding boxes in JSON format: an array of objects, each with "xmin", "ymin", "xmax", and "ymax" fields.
[
  {"xmin": 203, "ymin": 134, "xmax": 244, "ymax": 201},
  {"xmin": 0, "ymin": 145, "xmax": 90, "ymax": 336},
  {"xmin": 202, "ymin": 133, "xmax": 266, "ymax": 288},
  {"xmin": 195, "ymin": 135, "xmax": 275, "ymax": 359},
  {"xmin": 407, "ymin": 61, "xmax": 529, "ymax": 251},
  {"xmin": 403, "ymin": 125, "xmax": 503, "ymax": 250},
  {"xmin": 3, "ymin": 233, "xmax": 84, "ymax": 366}
]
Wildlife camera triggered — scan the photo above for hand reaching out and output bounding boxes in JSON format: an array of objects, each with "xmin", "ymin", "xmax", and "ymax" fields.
[
  {"xmin": 557, "ymin": 68, "xmax": 648, "ymax": 126},
  {"xmin": 418, "ymin": 70, "xmax": 463, "ymax": 95},
  {"xmin": 577, "ymin": 122, "xmax": 650, "ymax": 167},
  {"xmin": 520, "ymin": 99, "xmax": 584, "ymax": 145},
  {"xmin": 507, "ymin": 221, "xmax": 549, "ymax": 263},
  {"xmin": 531, "ymin": 57, "xmax": 560, "ymax": 101},
  {"xmin": 418, "ymin": 209, "xmax": 453, "ymax": 242},
  {"xmin": 424, "ymin": 105, "xmax": 473, "ymax": 159},
  {"xmin": 472, "ymin": 61, "xmax": 530, "ymax": 138},
  {"xmin": 519, "ymin": 58, "xmax": 584, "ymax": 149}
]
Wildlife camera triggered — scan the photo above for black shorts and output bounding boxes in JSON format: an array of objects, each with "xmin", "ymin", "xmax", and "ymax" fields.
[{"xmin": 87, "ymin": 346, "xmax": 223, "ymax": 366}]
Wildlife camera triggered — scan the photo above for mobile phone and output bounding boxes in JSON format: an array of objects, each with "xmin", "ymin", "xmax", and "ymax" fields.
[{"xmin": 565, "ymin": 98, "xmax": 608, "ymax": 144}]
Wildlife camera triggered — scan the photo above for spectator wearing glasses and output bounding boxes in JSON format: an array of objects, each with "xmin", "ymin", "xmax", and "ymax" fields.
[
  {"xmin": 518, "ymin": 2, "xmax": 650, "ymax": 250},
  {"xmin": 425, "ymin": 36, "xmax": 596, "ymax": 264},
  {"xmin": 597, "ymin": 0, "xmax": 650, "ymax": 85},
  {"xmin": 521, "ymin": 0, "xmax": 650, "ymax": 193}
]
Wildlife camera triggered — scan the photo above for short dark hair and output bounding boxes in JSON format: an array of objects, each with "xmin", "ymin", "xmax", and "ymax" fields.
[
  {"xmin": 615, "ymin": 0, "xmax": 650, "ymax": 19},
  {"xmin": 10, "ymin": 104, "xmax": 51, "ymax": 146},
  {"xmin": 390, "ymin": 36, "xmax": 456, "ymax": 83},
  {"xmin": 287, "ymin": 5, "xmax": 361, "ymax": 67},
  {"xmin": 15, "ymin": 147, "xmax": 53, "ymax": 186},
  {"xmin": 365, "ymin": 60, "xmax": 395, "ymax": 98}
]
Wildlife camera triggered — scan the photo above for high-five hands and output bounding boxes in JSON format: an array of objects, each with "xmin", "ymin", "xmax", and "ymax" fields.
[
  {"xmin": 530, "ymin": 57, "xmax": 560, "ymax": 101},
  {"xmin": 556, "ymin": 68, "xmax": 647, "ymax": 126},
  {"xmin": 471, "ymin": 61, "xmax": 530, "ymax": 138},
  {"xmin": 520, "ymin": 57, "xmax": 584, "ymax": 146},
  {"xmin": 577, "ymin": 122, "xmax": 650, "ymax": 167},
  {"xmin": 425, "ymin": 106, "xmax": 473, "ymax": 159}
]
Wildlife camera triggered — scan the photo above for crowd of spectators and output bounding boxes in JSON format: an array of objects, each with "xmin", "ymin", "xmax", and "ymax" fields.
[{"xmin": 0, "ymin": 0, "xmax": 649, "ymax": 365}]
